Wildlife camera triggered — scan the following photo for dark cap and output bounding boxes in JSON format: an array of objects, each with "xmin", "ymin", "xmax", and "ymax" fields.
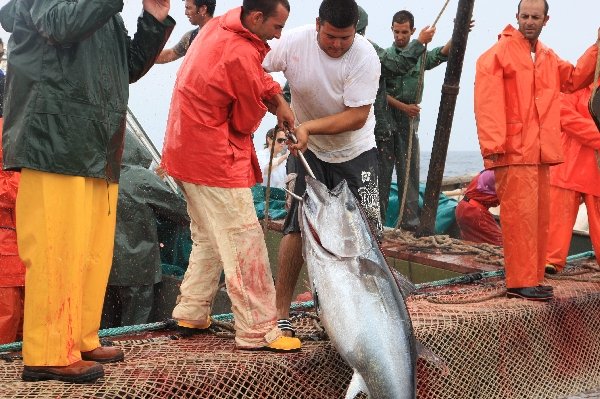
[{"xmin": 357, "ymin": 5, "xmax": 368, "ymax": 33}]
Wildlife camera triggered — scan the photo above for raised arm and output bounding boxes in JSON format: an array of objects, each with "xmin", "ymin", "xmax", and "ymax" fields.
[
  {"xmin": 29, "ymin": 0, "xmax": 123, "ymax": 44},
  {"xmin": 155, "ymin": 30, "xmax": 192, "ymax": 64}
]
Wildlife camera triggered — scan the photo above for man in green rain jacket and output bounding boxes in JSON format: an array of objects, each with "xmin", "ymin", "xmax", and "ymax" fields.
[
  {"xmin": 102, "ymin": 132, "xmax": 189, "ymax": 329},
  {"xmin": 0, "ymin": 0, "xmax": 174, "ymax": 383},
  {"xmin": 380, "ymin": 10, "xmax": 450, "ymax": 229}
]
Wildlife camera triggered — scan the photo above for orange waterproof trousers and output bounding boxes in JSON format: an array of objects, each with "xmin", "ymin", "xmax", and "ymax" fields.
[
  {"xmin": 495, "ymin": 165, "xmax": 550, "ymax": 288},
  {"xmin": 546, "ymin": 186, "xmax": 600, "ymax": 271},
  {"xmin": 0, "ymin": 286, "xmax": 24, "ymax": 344},
  {"xmin": 16, "ymin": 169, "xmax": 118, "ymax": 366}
]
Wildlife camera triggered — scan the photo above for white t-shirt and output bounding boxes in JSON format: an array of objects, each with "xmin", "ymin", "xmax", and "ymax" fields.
[
  {"xmin": 257, "ymin": 147, "xmax": 288, "ymax": 188},
  {"xmin": 263, "ymin": 25, "xmax": 380, "ymax": 163}
]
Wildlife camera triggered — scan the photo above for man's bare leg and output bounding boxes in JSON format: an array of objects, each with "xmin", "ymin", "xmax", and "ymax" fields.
[{"xmin": 275, "ymin": 232, "xmax": 304, "ymax": 336}]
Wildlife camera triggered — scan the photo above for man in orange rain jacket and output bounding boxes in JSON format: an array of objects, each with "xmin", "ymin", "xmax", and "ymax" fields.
[
  {"xmin": 545, "ymin": 85, "xmax": 600, "ymax": 274},
  {"xmin": 474, "ymin": 0, "xmax": 599, "ymax": 301},
  {"xmin": 0, "ymin": 117, "xmax": 25, "ymax": 345}
]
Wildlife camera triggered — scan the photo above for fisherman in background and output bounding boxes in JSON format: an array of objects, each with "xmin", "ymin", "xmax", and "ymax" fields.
[
  {"xmin": 156, "ymin": 0, "xmax": 216, "ymax": 64},
  {"xmin": 379, "ymin": 10, "xmax": 452, "ymax": 229},
  {"xmin": 455, "ymin": 170, "xmax": 502, "ymax": 246},
  {"xmin": 102, "ymin": 133, "xmax": 189, "ymax": 328},
  {"xmin": 545, "ymin": 84, "xmax": 600, "ymax": 274},
  {"xmin": 0, "ymin": 55, "xmax": 25, "ymax": 345},
  {"xmin": 257, "ymin": 126, "xmax": 290, "ymax": 189},
  {"xmin": 474, "ymin": 0, "xmax": 599, "ymax": 301},
  {"xmin": 0, "ymin": 0, "xmax": 174, "ymax": 383},
  {"xmin": 161, "ymin": 0, "xmax": 301, "ymax": 352}
]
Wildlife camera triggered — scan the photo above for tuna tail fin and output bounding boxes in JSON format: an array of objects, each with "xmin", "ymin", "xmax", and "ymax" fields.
[{"xmin": 345, "ymin": 371, "xmax": 370, "ymax": 399}]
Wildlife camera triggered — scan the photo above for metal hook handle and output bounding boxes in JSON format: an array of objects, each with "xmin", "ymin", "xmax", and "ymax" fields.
[{"xmin": 283, "ymin": 125, "xmax": 317, "ymax": 180}]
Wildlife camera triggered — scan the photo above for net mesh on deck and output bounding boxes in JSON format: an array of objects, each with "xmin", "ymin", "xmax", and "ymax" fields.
[{"xmin": 1, "ymin": 260, "xmax": 600, "ymax": 399}]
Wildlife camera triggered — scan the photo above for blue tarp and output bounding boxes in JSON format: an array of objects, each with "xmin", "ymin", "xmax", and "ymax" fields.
[
  {"xmin": 384, "ymin": 182, "xmax": 458, "ymax": 234},
  {"xmin": 252, "ymin": 185, "xmax": 288, "ymax": 220},
  {"xmin": 252, "ymin": 182, "xmax": 458, "ymax": 234}
]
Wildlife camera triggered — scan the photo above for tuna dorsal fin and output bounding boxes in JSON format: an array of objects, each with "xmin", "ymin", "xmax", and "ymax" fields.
[{"xmin": 344, "ymin": 371, "xmax": 370, "ymax": 399}]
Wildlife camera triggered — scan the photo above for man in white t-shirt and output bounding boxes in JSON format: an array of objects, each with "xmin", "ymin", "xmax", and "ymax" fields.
[{"xmin": 262, "ymin": 0, "xmax": 381, "ymax": 336}]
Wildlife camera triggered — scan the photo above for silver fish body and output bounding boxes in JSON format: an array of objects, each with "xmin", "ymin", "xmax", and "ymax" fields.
[{"xmin": 299, "ymin": 176, "xmax": 416, "ymax": 399}]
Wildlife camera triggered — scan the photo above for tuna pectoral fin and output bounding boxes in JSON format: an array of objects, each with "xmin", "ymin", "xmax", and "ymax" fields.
[
  {"xmin": 345, "ymin": 371, "xmax": 370, "ymax": 399},
  {"xmin": 390, "ymin": 267, "xmax": 417, "ymax": 297},
  {"xmin": 417, "ymin": 341, "xmax": 449, "ymax": 376}
]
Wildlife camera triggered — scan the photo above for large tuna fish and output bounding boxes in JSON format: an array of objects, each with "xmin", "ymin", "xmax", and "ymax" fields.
[{"xmin": 298, "ymin": 176, "xmax": 417, "ymax": 399}]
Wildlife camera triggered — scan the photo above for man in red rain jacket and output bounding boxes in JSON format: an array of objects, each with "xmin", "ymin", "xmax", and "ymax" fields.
[
  {"xmin": 161, "ymin": 0, "xmax": 301, "ymax": 352},
  {"xmin": 474, "ymin": 0, "xmax": 599, "ymax": 301}
]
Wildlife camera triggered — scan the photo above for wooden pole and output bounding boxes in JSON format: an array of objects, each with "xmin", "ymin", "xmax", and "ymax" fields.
[{"xmin": 416, "ymin": 0, "xmax": 475, "ymax": 237}]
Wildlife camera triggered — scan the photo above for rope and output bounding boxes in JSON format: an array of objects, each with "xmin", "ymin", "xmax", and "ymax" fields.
[
  {"xmin": 0, "ymin": 320, "xmax": 173, "ymax": 354},
  {"xmin": 262, "ymin": 138, "xmax": 277, "ymax": 233},
  {"xmin": 0, "ymin": 248, "xmax": 592, "ymax": 353},
  {"xmin": 395, "ymin": 0, "xmax": 451, "ymax": 231}
]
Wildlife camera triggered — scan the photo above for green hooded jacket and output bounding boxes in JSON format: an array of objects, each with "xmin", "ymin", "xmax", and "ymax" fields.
[
  {"xmin": 384, "ymin": 45, "xmax": 448, "ymax": 131},
  {"xmin": 110, "ymin": 132, "xmax": 189, "ymax": 286},
  {"xmin": 0, "ymin": 0, "xmax": 175, "ymax": 182},
  {"xmin": 371, "ymin": 39, "xmax": 426, "ymax": 139}
]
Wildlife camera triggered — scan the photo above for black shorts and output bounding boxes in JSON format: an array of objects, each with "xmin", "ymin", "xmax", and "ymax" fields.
[{"xmin": 283, "ymin": 148, "xmax": 383, "ymax": 236}]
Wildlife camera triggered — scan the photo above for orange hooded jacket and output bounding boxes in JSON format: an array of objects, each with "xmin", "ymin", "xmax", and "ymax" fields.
[
  {"xmin": 550, "ymin": 85, "xmax": 600, "ymax": 197},
  {"xmin": 475, "ymin": 25, "xmax": 598, "ymax": 170},
  {"xmin": 161, "ymin": 7, "xmax": 281, "ymax": 188}
]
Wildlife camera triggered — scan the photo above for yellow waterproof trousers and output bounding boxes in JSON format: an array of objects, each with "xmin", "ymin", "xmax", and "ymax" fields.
[{"xmin": 16, "ymin": 169, "xmax": 118, "ymax": 366}]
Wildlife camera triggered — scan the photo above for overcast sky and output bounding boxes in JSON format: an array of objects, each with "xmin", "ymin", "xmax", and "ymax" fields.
[{"xmin": 1, "ymin": 1, "xmax": 598, "ymax": 154}]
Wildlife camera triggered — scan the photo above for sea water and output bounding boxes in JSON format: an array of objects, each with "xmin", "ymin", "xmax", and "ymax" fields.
[
  {"xmin": 425, "ymin": 151, "xmax": 484, "ymax": 180},
  {"xmin": 391, "ymin": 151, "xmax": 483, "ymax": 182}
]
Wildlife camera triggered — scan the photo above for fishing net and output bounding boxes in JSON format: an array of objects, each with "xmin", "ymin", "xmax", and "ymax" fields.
[{"xmin": 1, "ymin": 259, "xmax": 600, "ymax": 398}]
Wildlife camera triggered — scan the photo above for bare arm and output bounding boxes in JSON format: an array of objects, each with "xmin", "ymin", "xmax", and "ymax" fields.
[
  {"xmin": 290, "ymin": 105, "xmax": 371, "ymax": 152},
  {"xmin": 264, "ymin": 93, "xmax": 295, "ymax": 129},
  {"xmin": 156, "ymin": 48, "xmax": 182, "ymax": 64},
  {"xmin": 155, "ymin": 30, "xmax": 192, "ymax": 64},
  {"xmin": 441, "ymin": 20, "xmax": 475, "ymax": 56},
  {"xmin": 440, "ymin": 39, "xmax": 451, "ymax": 56},
  {"xmin": 387, "ymin": 95, "xmax": 421, "ymax": 118}
]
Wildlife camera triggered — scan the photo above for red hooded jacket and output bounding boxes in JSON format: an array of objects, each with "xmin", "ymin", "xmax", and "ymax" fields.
[{"xmin": 161, "ymin": 7, "xmax": 281, "ymax": 188}]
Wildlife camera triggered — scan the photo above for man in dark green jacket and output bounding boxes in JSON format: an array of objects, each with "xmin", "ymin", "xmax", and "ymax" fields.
[
  {"xmin": 102, "ymin": 132, "xmax": 189, "ymax": 328},
  {"xmin": 0, "ymin": 0, "xmax": 174, "ymax": 383},
  {"xmin": 380, "ymin": 10, "xmax": 450, "ymax": 229}
]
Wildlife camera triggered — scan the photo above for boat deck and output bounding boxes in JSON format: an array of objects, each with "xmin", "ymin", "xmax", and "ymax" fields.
[{"xmin": 1, "ymin": 258, "xmax": 600, "ymax": 398}]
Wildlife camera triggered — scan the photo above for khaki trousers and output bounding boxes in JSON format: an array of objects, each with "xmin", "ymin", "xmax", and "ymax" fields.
[
  {"xmin": 173, "ymin": 183, "xmax": 280, "ymax": 348},
  {"xmin": 16, "ymin": 169, "xmax": 118, "ymax": 366}
]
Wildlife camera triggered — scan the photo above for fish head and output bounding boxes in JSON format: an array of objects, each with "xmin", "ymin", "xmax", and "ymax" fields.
[{"xmin": 300, "ymin": 176, "xmax": 373, "ymax": 258}]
